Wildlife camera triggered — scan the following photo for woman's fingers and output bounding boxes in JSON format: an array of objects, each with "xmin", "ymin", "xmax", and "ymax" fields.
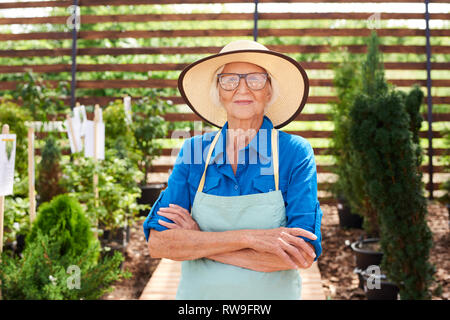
[
  {"xmin": 158, "ymin": 204, "xmax": 200, "ymax": 231},
  {"xmin": 278, "ymin": 237, "xmax": 308, "ymax": 268},
  {"xmin": 281, "ymin": 232, "xmax": 316, "ymax": 259},
  {"xmin": 158, "ymin": 219, "xmax": 180, "ymax": 229},
  {"xmin": 284, "ymin": 227, "xmax": 317, "ymax": 241},
  {"xmin": 275, "ymin": 238, "xmax": 298, "ymax": 269},
  {"xmin": 158, "ymin": 209, "xmax": 186, "ymax": 226}
]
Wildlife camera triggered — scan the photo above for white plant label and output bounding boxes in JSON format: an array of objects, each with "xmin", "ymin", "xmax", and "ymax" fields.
[
  {"xmin": 84, "ymin": 120, "xmax": 105, "ymax": 160},
  {"xmin": 65, "ymin": 116, "xmax": 82, "ymax": 153},
  {"xmin": 0, "ymin": 134, "xmax": 16, "ymax": 196},
  {"xmin": 124, "ymin": 96, "xmax": 132, "ymax": 125}
]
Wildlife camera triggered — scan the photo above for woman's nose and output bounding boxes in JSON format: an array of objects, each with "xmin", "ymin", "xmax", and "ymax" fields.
[{"xmin": 235, "ymin": 77, "xmax": 250, "ymax": 93}]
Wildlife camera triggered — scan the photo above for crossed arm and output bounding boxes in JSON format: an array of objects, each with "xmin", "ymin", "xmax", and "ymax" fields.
[{"xmin": 147, "ymin": 204, "xmax": 317, "ymax": 273}]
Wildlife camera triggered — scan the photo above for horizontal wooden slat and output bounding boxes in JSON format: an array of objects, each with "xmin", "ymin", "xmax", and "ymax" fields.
[
  {"xmin": 0, "ymin": 0, "xmax": 448, "ymax": 9},
  {"xmin": 1, "ymin": 0, "xmax": 447, "ymax": 9},
  {"xmin": 1, "ymin": 12, "xmax": 449, "ymax": 25},
  {"xmin": 6, "ymin": 95, "xmax": 450, "ymax": 109},
  {"xmin": 2, "ymin": 78, "xmax": 449, "ymax": 90},
  {"xmin": 23, "ymin": 111, "xmax": 450, "ymax": 124},
  {"xmin": 1, "ymin": 44, "xmax": 449, "ymax": 58},
  {"xmin": 2, "ymin": 61, "xmax": 449, "ymax": 74},
  {"xmin": 159, "ymin": 147, "xmax": 448, "ymax": 157},
  {"xmin": 163, "ymin": 112, "xmax": 450, "ymax": 123},
  {"xmin": 163, "ymin": 129, "xmax": 443, "ymax": 139},
  {"xmin": 148, "ymin": 163, "xmax": 446, "ymax": 174},
  {"xmin": 2, "ymin": 28, "xmax": 449, "ymax": 41}
]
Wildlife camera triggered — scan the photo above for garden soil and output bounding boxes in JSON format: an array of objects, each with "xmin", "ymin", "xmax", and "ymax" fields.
[{"xmin": 102, "ymin": 202, "xmax": 449, "ymax": 300}]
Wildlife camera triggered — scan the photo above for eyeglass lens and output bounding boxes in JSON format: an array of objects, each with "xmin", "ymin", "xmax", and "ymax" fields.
[{"xmin": 218, "ymin": 73, "xmax": 268, "ymax": 91}]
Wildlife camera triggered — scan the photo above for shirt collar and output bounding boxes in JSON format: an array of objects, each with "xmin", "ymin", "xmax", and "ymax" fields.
[{"xmin": 210, "ymin": 115, "xmax": 274, "ymax": 165}]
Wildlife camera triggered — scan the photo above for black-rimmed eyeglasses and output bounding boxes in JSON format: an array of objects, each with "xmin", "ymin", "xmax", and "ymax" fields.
[{"xmin": 217, "ymin": 73, "xmax": 269, "ymax": 91}]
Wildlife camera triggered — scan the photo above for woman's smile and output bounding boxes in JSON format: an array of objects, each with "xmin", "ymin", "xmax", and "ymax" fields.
[{"xmin": 233, "ymin": 99, "xmax": 253, "ymax": 106}]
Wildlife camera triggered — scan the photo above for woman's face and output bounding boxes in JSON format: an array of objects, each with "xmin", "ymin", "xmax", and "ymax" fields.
[{"xmin": 218, "ymin": 62, "xmax": 272, "ymax": 123}]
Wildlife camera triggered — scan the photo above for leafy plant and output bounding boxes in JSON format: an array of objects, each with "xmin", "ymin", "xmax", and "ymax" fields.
[
  {"xmin": 103, "ymin": 98, "xmax": 139, "ymax": 163},
  {"xmin": 11, "ymin": 70, "xmax": 70, "ymax": 122},
  {"xmin": 0, "ymin": 194, "xmax": 129, "ymax": 300},
  {"xmin": 348, "ymin": 31, "xmax": 435, "ymax": 300},
  {"xmin": 2, "ymin": 196, "xmax": 30, "ymax": 249},
  {"xmin": 131, "ymin": 91, "xmax": 172, "ymax": 186},
  {"xmin": 60, "ymin": 149, "xmax": 147, "ymax": 236}
]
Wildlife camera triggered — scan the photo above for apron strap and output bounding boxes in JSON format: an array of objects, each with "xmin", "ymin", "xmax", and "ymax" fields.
[
  {"xmin": 271, "ymin": 128, "xmax": 279, "ymax": 191},
  {"xmin": 197, "ymin": 127, "xmax": 279, "ymax": 193},
  {"xmin": 198, "ymin": 128, "xmax": 223, "ymax": 193}
]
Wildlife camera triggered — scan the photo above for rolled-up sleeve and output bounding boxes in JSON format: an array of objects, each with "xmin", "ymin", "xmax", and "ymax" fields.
[
  {"xmin": 285, "ymin": 141, "xmax": 323, "ymax": 261},
  {"xmin": 143, "ymin": 139, "xmax": 191, "ymax": 242}
]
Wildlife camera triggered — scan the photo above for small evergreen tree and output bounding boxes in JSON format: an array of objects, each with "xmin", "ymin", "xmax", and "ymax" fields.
[
  {"xmin": 0, "ymin": 194, "xmax": 129, "ymax": 299},
  {"xmin": 348, "ymin": 31, "xmax": 435, "ymax": 299},
  {"xmin": 36, "ymin": 135, "xmax": 66, "ymax": 204}
]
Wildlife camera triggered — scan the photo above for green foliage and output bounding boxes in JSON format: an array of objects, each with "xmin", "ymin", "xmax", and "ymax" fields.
[
  {"xmin": 103, "ymin": 98, "xmax": 139, "ymax": 163},
  {"xmin": 10, "ymin": 71, "xmax": 70, "ymax": 122},
  {"xmin": 36, "ymin": 135, "xmax": 66, "ymax": 204},
  {"xmin": 438, "ymin": 127, "xmax": 450, "ymax": 205},
  {"xmin": 0, "ymin": 99, "xmax": 32, "ymax": 180},
  {"xmin": 348, "ymin": 32, "xmax": 434, "ymax": 300},
  {"xmin": 3, "ymin": 195, "xmax": 30, "ymax": 245},
  {"xmin": 0, "ymin": 194, "xmax": 130, "ymax": 300},
  {"xmin": 329, "ymin": 39, "xmax": 379, "ymax": 236},
  {"xmin": 131, "ymin": 91, "xmax": 172, "ymax": 185},
  {"xmin": 60, "ymin": 149, "xmax": 147, "ymax": 234},
  {"xmin": 26, "ymin": 194, "xmax": 98, "ymax": 263}
]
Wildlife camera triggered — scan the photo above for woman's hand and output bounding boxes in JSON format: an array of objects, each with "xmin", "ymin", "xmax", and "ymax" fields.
[
  {"xmin": 244, "ymin": 227, "xmax": 317, "ymax": 269},
  {"xmin": 157, "ymin": 204, "xmax": 200, "ymax": 231}
]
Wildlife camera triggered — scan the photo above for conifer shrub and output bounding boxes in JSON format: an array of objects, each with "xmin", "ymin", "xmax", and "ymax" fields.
[
  {"xmin": 0, "ymin": 194, "xmax": 129, "ymax": 299},
  {"xmin": 348, "ymin": 31, "xmax": 434, "ymax": 299},
  {"xmin": 36, "ymin": 135, "xmax": 66, "ymax": 204}
]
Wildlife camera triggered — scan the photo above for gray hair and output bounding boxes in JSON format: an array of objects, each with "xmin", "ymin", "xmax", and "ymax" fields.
[{"xmin": 209, "ymin": 64, "xmax": 279, "ymax": 112}]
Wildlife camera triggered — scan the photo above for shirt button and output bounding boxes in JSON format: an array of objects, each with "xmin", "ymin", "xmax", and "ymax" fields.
[{"xmin": 234, "ymin": 185, "xmax": 238, "ymax": 190}]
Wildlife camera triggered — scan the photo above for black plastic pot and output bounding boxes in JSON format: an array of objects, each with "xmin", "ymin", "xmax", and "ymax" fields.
[
  {"xmin": 137, "ymin": 183, "xmax": 166, "ymax": 216},
  {"xmin": 360, "ymin": 268, "xmax": 399, "ymax": 300},
  {"xmin": 337, "ymin": 197, "xmax": 363, "ymax": 229},
  {"xmin": 101, "ymin": 225, "xmax": 130, "ymax": 247},
  {"xmin": 351, "ymin": 238, "xmax": 383, "ymax": 289}
]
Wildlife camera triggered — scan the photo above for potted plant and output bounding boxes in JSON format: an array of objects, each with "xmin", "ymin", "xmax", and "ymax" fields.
[
  {"xmin": 360, "ymin": 268, "xmax": 400, "ymax": 300},
  {"xmin": 328, "ymin": 48, "xmax": 370, "ymax": 231},
  {"xmin": 60, "ymin": 149, "xmax": 146, "ymax": 247},
  {"xmin": 130, "ymin": 92, "xmax": 172, "ymax": 215},
  {"xmin": 348, "ymin": 30, "xmax": 435, "ymax": 300},
  {"xmin": 351, "ymin": 237, "xmax": 383, "ymax": 289}
]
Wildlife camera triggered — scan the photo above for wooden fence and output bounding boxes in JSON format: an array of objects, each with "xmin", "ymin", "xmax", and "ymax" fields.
[{"xmin": 0, "ymin": 0, "xmax": 449, "ymax": 204}]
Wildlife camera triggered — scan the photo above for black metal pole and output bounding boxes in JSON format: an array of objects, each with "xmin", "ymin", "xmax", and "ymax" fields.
[
  {"xmin": 70, "ymin": 0, "xmax": 79, "ymax": 111},
  {"xmin": 253, "ymin": 0, "xmax": 258, "ymax": 42},
  {"xmin": 425, "ymin": 0, "xmax": 433, "ymax": 200}
]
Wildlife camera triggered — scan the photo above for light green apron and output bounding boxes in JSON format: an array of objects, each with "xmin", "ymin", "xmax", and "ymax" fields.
[{"xmin": 176, "ymin": 128, "xmax": 302, "ymax": 300}]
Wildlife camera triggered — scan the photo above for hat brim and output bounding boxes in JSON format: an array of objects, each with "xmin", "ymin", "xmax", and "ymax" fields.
[{"xmin": 178, "ymin": 49, "xmax": 309, "ymax": 129}]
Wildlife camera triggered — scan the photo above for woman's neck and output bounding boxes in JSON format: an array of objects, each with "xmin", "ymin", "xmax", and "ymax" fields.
[{"xmin": 226, "ymin": 116, "xmax": 264, "ymax": 152}]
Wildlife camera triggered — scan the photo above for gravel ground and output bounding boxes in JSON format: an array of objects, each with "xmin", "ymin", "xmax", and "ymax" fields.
[{"xmin": 102, "ymin": 201, "xmax": 449, "ymax": 300}]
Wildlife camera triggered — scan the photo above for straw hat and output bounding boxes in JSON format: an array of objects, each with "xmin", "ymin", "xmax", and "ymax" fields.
[{"xmin": 178, "ymin": 40, "xmax": 309, "ymax": 129}]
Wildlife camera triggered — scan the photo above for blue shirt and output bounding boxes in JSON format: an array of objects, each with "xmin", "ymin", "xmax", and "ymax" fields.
[{"xmin": 143, "ymin": 115, "xmax": 323, "ymax": 260}]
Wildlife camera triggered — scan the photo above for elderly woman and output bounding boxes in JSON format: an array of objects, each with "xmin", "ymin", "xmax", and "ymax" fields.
[{"xmin": 143, "ymin": 40, "xmax": 323, "ymax": 300}]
